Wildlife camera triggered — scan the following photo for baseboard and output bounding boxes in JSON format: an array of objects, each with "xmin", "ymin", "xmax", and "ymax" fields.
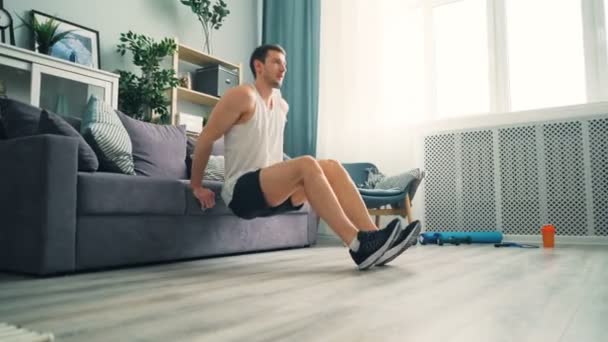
[
  {"xmin": 316, "ymin": 233, "xmax": 343, "ymax": 245},
  {"xmin": 504, "ymin": 234, "xmax": 608, "ymax": 246}
]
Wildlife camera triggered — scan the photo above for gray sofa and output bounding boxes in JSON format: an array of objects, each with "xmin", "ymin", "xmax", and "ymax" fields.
[{"xmin": 0, "ymin": 104, "xmax": 319, "ymax": 276}]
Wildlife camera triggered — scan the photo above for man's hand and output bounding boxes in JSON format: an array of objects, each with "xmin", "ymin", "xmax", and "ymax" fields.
[{"xmin": 193, "ymin": 187, "xmax": 216, "ymax": 209}]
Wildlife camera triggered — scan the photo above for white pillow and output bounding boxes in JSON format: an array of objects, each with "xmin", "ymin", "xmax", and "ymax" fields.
[{"xmin": 204, "ymin": 155, "xmax": 224, "ymax": 181}]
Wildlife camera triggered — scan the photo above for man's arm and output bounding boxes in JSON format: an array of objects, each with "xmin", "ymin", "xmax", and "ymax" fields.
[{"xmin": 190, "ymin": 86, "xmax": 254, "ymax": 192}]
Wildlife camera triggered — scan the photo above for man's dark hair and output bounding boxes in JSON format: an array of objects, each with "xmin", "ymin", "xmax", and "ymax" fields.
[{"xmin": 249, "ymin": 44, "xmax": 286, "ymax": 79}]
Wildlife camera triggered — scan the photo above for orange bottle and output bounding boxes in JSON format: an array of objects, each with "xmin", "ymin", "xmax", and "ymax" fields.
[{"xmin": 541, "ymin": 224, "xmax": 556, "ymax": 248}]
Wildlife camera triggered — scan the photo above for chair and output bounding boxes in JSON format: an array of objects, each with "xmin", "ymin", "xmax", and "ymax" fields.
[{"xmin": 342, "ymin": 162, "xmax": 423, "ymax": 227}]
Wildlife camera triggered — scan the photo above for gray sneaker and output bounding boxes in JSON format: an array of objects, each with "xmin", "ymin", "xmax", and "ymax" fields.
[
  {"xmin": 375, "ymin": 220, "xmax": 421, "ymax": 266},
  {"xmin": 349, "ymin": 219, "xmax": 401, "ymax": 270}
]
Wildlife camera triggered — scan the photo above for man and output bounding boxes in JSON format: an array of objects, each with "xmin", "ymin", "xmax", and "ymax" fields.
[{"xmin": 190, "ymin": 44, "xmax": 420, "ymax": 270}]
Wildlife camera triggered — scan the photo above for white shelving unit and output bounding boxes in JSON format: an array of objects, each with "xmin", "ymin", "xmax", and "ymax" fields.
[
  {"xmin": 0, "ymin": 42, "xmax": 119, "ymax": 117},
  {"xmin": 169, "ymin": 41, "xmax": 242, "ymax": 134}
]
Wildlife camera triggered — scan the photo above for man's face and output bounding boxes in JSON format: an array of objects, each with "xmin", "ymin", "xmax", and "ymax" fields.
[{"xmin": 259, "ymin": 50, "xmax": 287, "ymax": 88}]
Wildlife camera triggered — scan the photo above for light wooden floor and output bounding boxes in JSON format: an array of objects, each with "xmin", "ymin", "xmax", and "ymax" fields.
[{"xmin": 0, "ymin": 240, "xmax": 606, "ymax": 342}]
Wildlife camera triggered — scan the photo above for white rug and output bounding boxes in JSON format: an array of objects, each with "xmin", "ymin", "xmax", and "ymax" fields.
[{"xmin": 0, "ymin": 322, "xmax": 54, "ymax": 341}]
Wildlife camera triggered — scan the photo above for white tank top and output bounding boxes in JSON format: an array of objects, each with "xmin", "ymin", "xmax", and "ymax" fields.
[{"xmin": 221, "ymin": 84, "xmax": 287, "ymax": 205}]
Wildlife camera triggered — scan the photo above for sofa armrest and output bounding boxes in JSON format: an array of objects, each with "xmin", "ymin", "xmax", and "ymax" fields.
[{"xmin": 0, "ymin": 134, "xmax": 79, "ymax": 275}]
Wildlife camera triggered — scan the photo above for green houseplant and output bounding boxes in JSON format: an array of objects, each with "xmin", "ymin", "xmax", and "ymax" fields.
[
  {"xmin": 180, "ymin": 0, "xmax": 230, "ymax": 54},
  {"xmin": 17, "ymin": 13, "xmax": 74, "ymax": 54},
  {"xmin": 116, "ymin": 31, "xmax": 179, "ymax": 123}
]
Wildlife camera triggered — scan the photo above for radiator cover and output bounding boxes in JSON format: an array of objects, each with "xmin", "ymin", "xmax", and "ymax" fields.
[{"xmin": 423, "ymin": 116, "xmax": 608, "ymax": 237}]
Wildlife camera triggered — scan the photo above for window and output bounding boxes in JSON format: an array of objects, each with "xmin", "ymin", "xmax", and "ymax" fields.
[
  {"xmin": 506, "ymin": 0, "xmax": 586, "ymax": 111},
  {"xmin": 318, "ymin": 0, "xmax": 426, "ymax": 162},
  {"xmin": 379, "ymin": 6, "xmax": 426, "ymax": 124},
  {"xmin": 433, "ymin": 0, "xmax": 489, "ymax": 118}
]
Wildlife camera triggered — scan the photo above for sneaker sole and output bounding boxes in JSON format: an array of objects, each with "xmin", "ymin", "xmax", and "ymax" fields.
[
  {"xmin": 358, "ymin": 220, "xmax": 401, "ymax": 270},
  {"xmin": 375, "ymin": 222, "xmax": 421, "ymax": 266}
]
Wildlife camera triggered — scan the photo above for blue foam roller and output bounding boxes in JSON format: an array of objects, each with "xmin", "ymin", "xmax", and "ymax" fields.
[
  {"xmin": 419, "ymin": 232, "xmax": 440, "ymax": 245},
  {"xmin": 420, "ymin": 231, "xmax": 503, "ymax": 244}
]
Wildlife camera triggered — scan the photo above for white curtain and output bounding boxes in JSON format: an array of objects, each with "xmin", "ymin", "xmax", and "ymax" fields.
[{"xmin": 317, "ymin": 0, "xmax": 428, "ymax": 175}]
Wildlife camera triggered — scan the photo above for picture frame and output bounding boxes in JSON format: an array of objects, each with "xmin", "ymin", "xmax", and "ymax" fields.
[{"xmin": 31, "ymin": 10, "xmax": 101, "ymax": 69}]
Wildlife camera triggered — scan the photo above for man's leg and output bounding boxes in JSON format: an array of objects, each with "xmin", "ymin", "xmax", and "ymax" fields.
[
  {"xmin": 289, "ymin": 160, "xmax": 377, "ymax": 232},
  {"xmin": 260, "ymin": 156, "xmax": 402, "ymax": 270},
  {"xmin": 317, "ymin": 159, "xmax": 377, "ymax": 231},
  {"xmin": 259, "ymin": 156, "xmax": 358, "ymax": 244}
]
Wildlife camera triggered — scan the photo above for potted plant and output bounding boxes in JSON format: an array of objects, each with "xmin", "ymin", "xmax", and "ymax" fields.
[
  {"xmin": 180, "ymin": 0, "xmax": 230, "ymax": 54},
  {"xmin": 116, "ymin": 31, "xmax": 180, "ymax": 123},
  {"xmin": 17, "ymin": 13, "xmax": 74, "ymax": 54}
]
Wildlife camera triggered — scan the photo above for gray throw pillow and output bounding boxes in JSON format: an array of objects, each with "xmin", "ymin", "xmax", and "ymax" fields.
[
  {"xmin": 81, "ymin": 96, "xmax": 135, "ymax": 175},
  {"xmin": 375, "ymin": 168, "xmax": 425, "ymax": 201},
  {"xmin": 363, "ymin": 166, "xmax": 386, "ymax": 189},
  {"xmin": 118, "ymin": 112, "xmax": 188, "ymax": 179},
  {"xmin": 0, "ymin": 98, "xmax": 43, "ymax": 139},
  {"xmin": 38, "ymin": 110, "xmax": 99, "ymax": 171}
]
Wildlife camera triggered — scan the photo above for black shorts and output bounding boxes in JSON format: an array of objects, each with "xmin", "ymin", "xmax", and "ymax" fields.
[{"xmin": 228, "ymin": 169, "xmax": 304, "ymax": 220}]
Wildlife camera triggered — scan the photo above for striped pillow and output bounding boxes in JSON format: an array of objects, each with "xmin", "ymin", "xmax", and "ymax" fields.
[
  {"xmin": 81, "ymin": 97, "xmax": 135, "ymax": 175},
  {"xmin": 204, "ymin": 155, "xmax": 224, "ymax": 181}
]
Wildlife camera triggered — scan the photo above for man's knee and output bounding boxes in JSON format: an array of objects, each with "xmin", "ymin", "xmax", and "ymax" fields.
[
  {"xmin": 318, "ymin": 159, "xmax": 342, "ymax": 177},
  {"xmin": 294, "ymin": 156, "xmax": 323, "ymax": 177}
]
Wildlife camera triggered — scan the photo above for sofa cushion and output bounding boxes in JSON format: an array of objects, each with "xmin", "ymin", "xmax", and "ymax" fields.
[
  {"xmin": 183, "ymin": 180, "xmax": 233, "ymax": 216},
  {"xmin": 81, "ymin": 96, "xmax": 135, "ymax": 175},
  {"xmin": 0, "ymin": 98, "xmax": 42, "ymax": 139},
  {"xmin": 38, "ymin": 110, "xmax": 99, "ymax": 171},
  {"xmin": 117, "ymin": 112, "xmax": 188, "ymax": 179},
  {"xmin": 182, "ymin": 179, "xmax": 310, "ymax": 217},
  {"xmin": 78, "ymin": 172, "xmax": 186, "ymax": 215}
]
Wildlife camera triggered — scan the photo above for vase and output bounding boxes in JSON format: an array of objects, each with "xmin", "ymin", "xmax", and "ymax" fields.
[{"xmin": 202, "ymin": 30, "xmax": 212, "ymax": 54}]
